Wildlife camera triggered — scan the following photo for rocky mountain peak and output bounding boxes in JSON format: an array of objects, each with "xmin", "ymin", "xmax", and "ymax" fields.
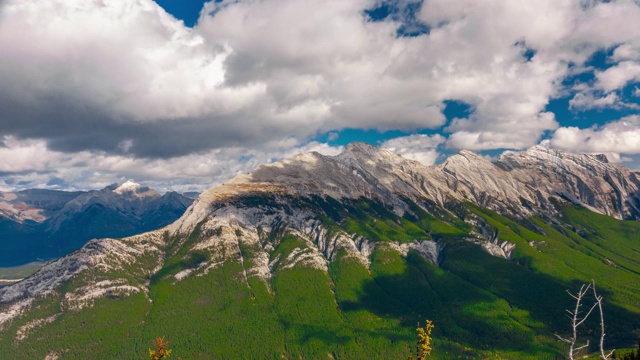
[
  {"xmin": 594, "ymin": 154, "xmax": 609, "ymax": 163},
  {"xmin": 172, "ymin": 143, "xmax": 640, "ymax": 239},
  {"xmin": 495, "ymin": 146, "xmax": 640, "ymax": 219},
  {"xmin": 114, "ymin": 180, "xmax": 141, "ymax": 193},
  {"xmin": 344, "ymin": 141, "xmax": 380, "ymax": 154},
  {"xmin": 440, "ymin": 149, "xmax": 491, "ymax": 170},
  {"xmin": 522, "ymin": 144, "xmax": 609, "ymax": 165},
  {"xmin": 337, "ymin": 141, "xmax": 399, "ymax": 164},
  {"xmin": 499, "ymin": 145, "xmax": 610, "ymax": 169},
  {"xmin": 112, "ymin": 181, "xmax": 155, "ymax": 198}
]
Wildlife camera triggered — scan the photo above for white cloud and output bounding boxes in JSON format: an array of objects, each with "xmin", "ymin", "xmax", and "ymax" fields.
[
  {"xmin": 197, "ymin": 0, "xmax": 449, "ymax": 132},
  {"xmin": 3, "ymin": 0, "xmax": 640, "ymax": 149},
  {"xmin": 0, "ymin": 138, "xmax": 64, "ymax": 173},
  {"xmin": 595, "ymin": 61, "xmax": 640, "ymax": 93},
  {"xmin": 422, "ymin": 0, "xmax": 640, "ymax": 150},
  {"xmin": 0, "ymin": 0, "xmax": 232, "ymax": 121},
  {"xmin": 381, "ymin": 134, "xmax": 445, "ymax": 165},
  {"xmin": 446, "ymin": 111, "xmax": 558, "ymax": 150},
  {"xmin": 201, "ymin": 0, "xmax": 603, "ymax": 151},
  {"xmin": 612, "ymin": 43, "xmax": 640, "ymax": 62},
  {"xmin": 0, "ymin": 136, "xmax": 343, "ymax": 192},
  {"xmin": 569, "ymin": 92, "xmax": 618, "ymax": 110},
  {"xmin": 567, "ymin": 91, "xmax": 640, "ymax": 110},
  {"xmin": 550, "ymin": 115, "xmax": 640, "ymax": 156},
  {"xmin": 2, "ymin": 0, "xmax": 640, "ymax": 189}
]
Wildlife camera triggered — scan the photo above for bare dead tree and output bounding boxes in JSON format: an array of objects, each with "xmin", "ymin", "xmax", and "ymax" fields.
[
  {"xmin": 592, "ymin": 281, "xmax": 615, "ymax": 359},
  {"xmin": 555, "ymin": 283, "xmax": 599, "ymax": 360}
]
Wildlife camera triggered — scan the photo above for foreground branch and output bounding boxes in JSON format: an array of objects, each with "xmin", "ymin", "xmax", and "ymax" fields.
[
  {"xmin": 593, "ymin": 281, "xmax": 614, "ymax": 359},
  {"xmin": 556, "ymin": 281, "xmax": 616, "ymax": 360}
]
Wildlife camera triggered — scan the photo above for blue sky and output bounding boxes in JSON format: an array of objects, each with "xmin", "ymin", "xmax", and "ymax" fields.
[
  {"xmin": 0, "ymin": 0, "xmax": 639, "ymax": 192},
  {"xmin": 153, "ymin": 0, "xmax": 207, "ymax": 27}
]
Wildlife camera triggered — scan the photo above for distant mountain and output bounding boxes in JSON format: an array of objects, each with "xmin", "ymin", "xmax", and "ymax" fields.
[
  {"xmin": 0, "ymin": 182, "xmax": 194, "ymax": 266},
  {"xmin": 181, "ymin": 191, "xmax": 201, "ymax": 199},
  {"xmin": 1, "ymin": 144, "xmax": 639, "ymax": 359}
]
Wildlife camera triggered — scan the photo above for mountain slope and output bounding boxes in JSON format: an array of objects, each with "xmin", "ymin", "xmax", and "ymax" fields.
[
  {"xmin": 1, "ymin": 144, "xmax": 639, "ymax": 359},
  {"xmin": 0, "ymin": 182, "xmax": 194, "ymax": 267}
]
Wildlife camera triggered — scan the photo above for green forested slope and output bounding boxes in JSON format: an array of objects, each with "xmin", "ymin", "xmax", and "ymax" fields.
[{"xmin": 0, "ymin": 197, "xmax": 639, "ymax": 359}]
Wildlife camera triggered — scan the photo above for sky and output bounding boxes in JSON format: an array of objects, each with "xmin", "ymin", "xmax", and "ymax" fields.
[{"xmin": 1, "ymin": 0, "xmax": 640, "ymax": 193}]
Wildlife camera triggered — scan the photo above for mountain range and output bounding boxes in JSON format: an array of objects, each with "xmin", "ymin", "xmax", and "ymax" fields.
[
  {"xmin": 0, "ymin": 182, "xmax": 195, "ymax": 267},
  {"xmin": 0, "ymin": 143, "xmax": 639, "ymax": 359}
]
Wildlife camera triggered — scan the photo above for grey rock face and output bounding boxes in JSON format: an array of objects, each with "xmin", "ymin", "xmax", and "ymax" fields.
[
  {"xmin": 496, "ymin": 146, "xmax": 640, "ymax": 220},
  {"xmin": 175, "ymin": 143, "xmax": 640, "ymax": 230}
]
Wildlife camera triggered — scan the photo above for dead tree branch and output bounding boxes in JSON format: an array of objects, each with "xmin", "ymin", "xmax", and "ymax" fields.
[
  {"xmin": 592, "ymin": 281, "xmax": 614, "ymax": 359},
  {"xmin": 555, "ymin": 283, "xmax": 598, "ymax": 360}
]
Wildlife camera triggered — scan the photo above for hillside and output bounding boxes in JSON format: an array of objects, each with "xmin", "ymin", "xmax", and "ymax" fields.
[
  {"xmin": 0, "ymin": 182, "xmax": 194, "ymax": 267},
  {"xmin": 0, "ymin": 143, "xmax": 639, "ymax": 359}
]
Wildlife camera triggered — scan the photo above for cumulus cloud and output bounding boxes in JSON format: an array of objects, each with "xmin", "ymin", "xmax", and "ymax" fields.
[
  {"xmin": 2, "ymin": 0, "xmax": 640, "ymax": 189},
  {"xmin": 199, "ymin": 0, "xmax": 640, "ymax": 152},
  {"xmin": 570, "ymin": 92, "xmax": 617, "ymax": 110},
  {"xmin": 0, "ymin": 0, "xmax": 246, "ymax": 157},
  {"xmin": 445, "ymin": 111, "xmax": 558, "ymax": 150},
  {"xmin": 612, "ymin": 43, "xmax": 640, "ymax": 62},
  {"xmin": 197, "ymin": 0, "xmax": 449, "ymax": 132},
  {"xmin": 568, "ymin": 92, "xmax": 640, "ymax": 110},
  {"xmin": 549, "ymin": 115, "xmax": 640, "ymax": 158},
  {"xmin": 0, "ymin": 0, "xmax": 450, "ymax": 160},
  {"xmin": 595, "ymin": 61, "xmax": 640, "ymax": 93},
  {"xmin": 430, "ymin": 0, "xmax": 640, "ymax": 150},
  {"xmin": 381, "ymin": 134, "xmax": 445, "ymax": 165}
]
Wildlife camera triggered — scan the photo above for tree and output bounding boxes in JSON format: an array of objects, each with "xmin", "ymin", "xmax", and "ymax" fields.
[{"xmin": 612, "ymin": 337, "xmax": 640, "ymax": 360}]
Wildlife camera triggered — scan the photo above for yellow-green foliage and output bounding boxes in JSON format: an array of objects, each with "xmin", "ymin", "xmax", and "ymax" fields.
[
  {"xmin": 409, "ymin": 320, "xmax": 434, "ymax": 360},
  {"xmin": 148, "ymin": 337, "xmax": 172, "ymax": 360}
]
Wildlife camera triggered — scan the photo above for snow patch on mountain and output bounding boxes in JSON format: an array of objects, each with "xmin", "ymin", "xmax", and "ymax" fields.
[
  {"xmin": 44, "ymin": 352, "xmax": 60, "ymax": 360},
  {"xmin": 114, "ymin": 180, "xmax": 143, "ymax": 194},
  {"xmin": 354, "ymin": 236, "xmax": 374, "ymax": 262}
]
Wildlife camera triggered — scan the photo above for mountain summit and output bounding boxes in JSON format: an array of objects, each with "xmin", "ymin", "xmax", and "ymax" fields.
[
  {"xmin": 174, "ymin": 143, "xmax": 640, "ymax": 237},
  {"xmin": 1, "ymin": 144, "xmax": 639, "ymax": 359},
  {"xmin": 112, "ymin": 181, "xmax": 153, "ymax": 196}
]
